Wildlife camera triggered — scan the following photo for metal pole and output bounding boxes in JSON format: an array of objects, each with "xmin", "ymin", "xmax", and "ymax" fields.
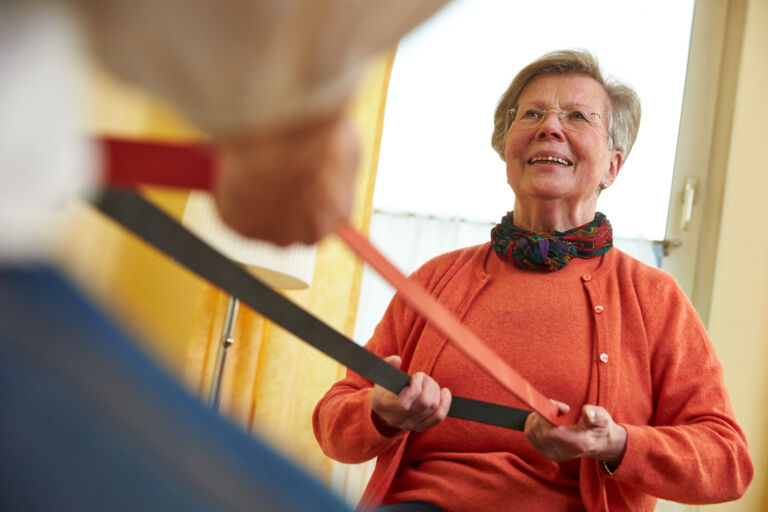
[{"xmin": 208, "ymin": 295, "xmax": 239, "ymax": 411}]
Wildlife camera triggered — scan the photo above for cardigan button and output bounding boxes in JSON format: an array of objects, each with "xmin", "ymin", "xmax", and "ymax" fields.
[
  {"xmin": 600, "ymin": 353, "xmax": 609, "ymax": 363},
  {"xmin": 594, "ymin": 305, "xmax": 604, "ymax": 313},
  {"xmin": 582, "ymin": 273, "xmax": 592, "ymax": 281}
]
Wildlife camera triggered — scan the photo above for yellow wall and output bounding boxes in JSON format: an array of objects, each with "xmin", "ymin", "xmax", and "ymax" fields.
[
  {"xmin": 183, "ymin": 53, "xmax": 396, "ymax": 482},
  {"xmin": 55, "ymin": 69, "xmax": 207, "ymax": 375},
  {"xmin": 247, "ymin": 66, "xmax": 392, "ymax": 479},
  {"xmin": 703, "ymin": 0, "xmax": 768, "ymax": 509}
]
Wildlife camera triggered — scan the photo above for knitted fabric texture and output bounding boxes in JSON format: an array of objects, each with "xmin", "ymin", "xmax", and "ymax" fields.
[{"xmin": 491, "ymin": 212, "xmax": 613, "ymax": 272}]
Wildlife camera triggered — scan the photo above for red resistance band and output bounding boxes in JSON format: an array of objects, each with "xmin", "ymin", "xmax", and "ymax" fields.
[
  {"xmin": 97, "ymin": 136, "xmax": 560, "ymax": 424},
  {"xmin": 100, "ymin": 137, "xmax": 217, "ymax": 191}
]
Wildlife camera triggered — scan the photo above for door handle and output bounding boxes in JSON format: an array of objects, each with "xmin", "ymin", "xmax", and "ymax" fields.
[
  {"xmin": 652, "ymin": 238, "xmax": 682, "ymax": 257},
  {"xmin": 681, "ymin": 178, "xmax": 697, "ymax": 231}
]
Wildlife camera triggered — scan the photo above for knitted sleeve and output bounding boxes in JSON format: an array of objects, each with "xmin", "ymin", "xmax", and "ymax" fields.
[
  {"xmin": 609, "ymin": 269, "xmax": 753, "ymax": 503},
  {"xmin": 312, "ymin": 289, "xmax": 412, "ymax": 463},
  {"xmin": 312, "ymin": 250, "xmax": 459, "ymax": 463}
]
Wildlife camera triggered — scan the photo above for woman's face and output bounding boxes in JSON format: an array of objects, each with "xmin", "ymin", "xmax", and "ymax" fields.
[{"xmin": 504, "ymin": 73, "xmax": 622, "ymax": 215}]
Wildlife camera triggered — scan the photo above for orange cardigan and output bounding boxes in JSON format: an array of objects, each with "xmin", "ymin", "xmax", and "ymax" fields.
[{"xmin": 313, "ymin": 244, "xmax": 753, "ymax": 511}]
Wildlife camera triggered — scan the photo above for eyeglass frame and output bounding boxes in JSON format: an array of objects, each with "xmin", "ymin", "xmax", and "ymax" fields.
[{"xmin": 506, "ymin": 105, "xmax": 614, "ymax": 148}]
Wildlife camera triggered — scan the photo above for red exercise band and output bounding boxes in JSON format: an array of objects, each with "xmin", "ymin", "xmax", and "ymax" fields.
[{"xmin": 100, "ymin": 137, "xmax": 217, "ymax": 191}]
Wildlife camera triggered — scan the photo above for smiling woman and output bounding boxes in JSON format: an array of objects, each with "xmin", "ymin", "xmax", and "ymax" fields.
[
  {"xmin": 502, "ymin": 74, "xmax": 622, "ymax": 231},
  {"xmin": 314, "ymin": 49, "xmax": 752, "ymax": 512},
  {"xmin": 492, "ymin": 51, "xmax": 638, "ymax": 233}
]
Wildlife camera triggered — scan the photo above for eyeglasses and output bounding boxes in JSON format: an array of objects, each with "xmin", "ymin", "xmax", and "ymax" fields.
[{"xmin": 507, "ymin": 105, "xmax": 609, "ymax": 137}]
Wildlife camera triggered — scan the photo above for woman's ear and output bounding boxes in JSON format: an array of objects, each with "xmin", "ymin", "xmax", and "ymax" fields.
[{"xmin": 606, "ymin": 150, "xmax": 623, "ymax": 185}]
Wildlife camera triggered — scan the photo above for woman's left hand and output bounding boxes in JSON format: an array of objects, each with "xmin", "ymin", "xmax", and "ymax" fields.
[{"xmin": 524, "ymin": 400, "xmax": 627, "ymax": 466}]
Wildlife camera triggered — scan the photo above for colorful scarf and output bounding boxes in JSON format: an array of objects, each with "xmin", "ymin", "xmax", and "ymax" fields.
[{"xmin": 491, "ymin": 212, "xmax": 613, "ymax": 272}]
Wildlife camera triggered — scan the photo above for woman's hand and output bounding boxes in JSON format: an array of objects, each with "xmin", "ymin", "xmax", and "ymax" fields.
[
  {"xmin": 369, "ymin": 356, "xmax": 452, "ymax": 436},
  {"xmin": 525, "ymin": 400, "xmax": 627, "ymax": 466},
  {"xmin": 213, "ymin": 108, "xmax": 359, "ymax": 246}
]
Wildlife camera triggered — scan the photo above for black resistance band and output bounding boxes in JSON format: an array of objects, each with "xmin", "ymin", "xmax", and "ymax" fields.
[{"xmin": 94, "ymin": 189, "xmax": 530, "ymax": 431}]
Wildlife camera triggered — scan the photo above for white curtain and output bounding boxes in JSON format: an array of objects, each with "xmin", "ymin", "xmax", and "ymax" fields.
[{"xmin": 353, "ymin": 209, "xmax": 496, "ymax": 344}]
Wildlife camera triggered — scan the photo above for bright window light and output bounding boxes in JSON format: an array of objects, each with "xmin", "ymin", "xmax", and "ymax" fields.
[{"xmin": 374, "ymin": 0, "xmax": 696, "ymax": 241}]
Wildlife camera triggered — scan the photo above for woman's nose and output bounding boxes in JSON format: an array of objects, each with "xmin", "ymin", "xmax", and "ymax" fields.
[{"xmin": 535, "ymin": 111, "xmax": 565, "ymax": 141}]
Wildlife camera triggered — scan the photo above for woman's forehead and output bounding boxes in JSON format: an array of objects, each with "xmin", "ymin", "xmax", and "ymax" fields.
[{"xmin": 518, "ymin": 73, "xmax": 609, "ymax": 110}]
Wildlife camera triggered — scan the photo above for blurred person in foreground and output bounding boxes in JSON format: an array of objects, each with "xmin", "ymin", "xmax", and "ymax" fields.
[
  {"xmin": 0, "ymin": 1, "xmax": 449, "ymax": 510},
  {"xmin": 313, "ymin": 50, "xmax": 753, "ymax": 511}
]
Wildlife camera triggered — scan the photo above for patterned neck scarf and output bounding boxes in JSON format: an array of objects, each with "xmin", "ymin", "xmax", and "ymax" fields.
[{"xmin": 491, "ymin": 212, "xmax": 613, "ymax": 272}]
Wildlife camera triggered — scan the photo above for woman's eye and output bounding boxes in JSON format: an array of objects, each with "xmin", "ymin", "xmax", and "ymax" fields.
[
  {"xmin": 523, "ymin": 110, "xmax": 541, "ymax": 118},
  {"xmin": 568, "ymin": 111, "xmax": 587, "ymax": 121}
]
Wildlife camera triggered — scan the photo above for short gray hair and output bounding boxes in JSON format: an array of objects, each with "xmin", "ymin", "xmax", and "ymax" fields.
[{"xmin": 491, "ymin": 50, "xmax": 641, "ymax": 163}]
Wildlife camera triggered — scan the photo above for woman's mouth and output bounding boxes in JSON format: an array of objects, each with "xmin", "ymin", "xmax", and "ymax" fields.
[{"xmin": 527, "ymin": 155, "xmax": 573, "ymax": 166}]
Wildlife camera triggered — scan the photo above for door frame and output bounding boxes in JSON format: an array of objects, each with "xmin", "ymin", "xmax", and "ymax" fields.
[{"xmin": 661, "ymin": 0, "xmax": 748, "ymax": 328}]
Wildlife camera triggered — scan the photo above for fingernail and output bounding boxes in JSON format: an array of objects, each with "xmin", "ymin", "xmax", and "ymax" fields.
[{"xmin": 586, "ymin": 407, "xmax": 596, "ymax": 423}]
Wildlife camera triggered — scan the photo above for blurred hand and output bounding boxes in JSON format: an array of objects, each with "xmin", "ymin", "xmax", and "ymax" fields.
[
  {"xmin": 370, "ymin": 355, "xmax": 452, "ymax": 435},
  {"xmin": 213, "ymin": 108, "xmax": 359, "ymax": 246},
  {"xmin": 525, "ymin": 399, "xmax": 627, "ymax": 465}
]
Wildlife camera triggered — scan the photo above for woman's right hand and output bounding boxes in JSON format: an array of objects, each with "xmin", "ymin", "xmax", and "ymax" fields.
[{"xmin": 370, "ymin": 355, "xmax": 452, "ymax": 435}]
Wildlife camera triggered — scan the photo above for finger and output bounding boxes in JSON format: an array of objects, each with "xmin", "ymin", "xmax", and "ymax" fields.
[
  {"xmin": 414, "ymin": 387, "xmax": 452, "ymax": 431},
  {"xmin": 408, "ymin": 373, "xmax": 440, "ymax": 416},
  {"xmin": 384, "ymin": 355, "xmax": 402, "ymax": 369},
  {"xmin": 583, "ymin": 405, "xmax": 598, "ymax": 426},
  {"xmin": 524, "ymin": 413, "xmax": 550, "ymax": 455},
  {"xmin": 398, "ymin": 372, "xmax": 423, "ymax": 410},
  {"xmin": 524, "ymin": 412, "xmax": 551, "ymax": 443},
  {"xmin": 550, "ymin": 398, "xmax": 571, "ymax": 415},
  {"xmin": 436, "ymin": 387, "xmax": 452, "ymax": 421},
  {"xmin": 417, "ymin": 374, "xmax": 441, "ymax": 410},
  {"xmin": 524, "ymin": 411, "xmax": 539, "ymax": 431},
  {"xmin": 526, "ymin": 400, "xmax": 568, "ymax": 434}
]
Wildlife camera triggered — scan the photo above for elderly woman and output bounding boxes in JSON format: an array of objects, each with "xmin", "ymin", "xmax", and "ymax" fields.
[{"xmin": 313, "ymin": 50, "xmax": 753, "ymax": 511}]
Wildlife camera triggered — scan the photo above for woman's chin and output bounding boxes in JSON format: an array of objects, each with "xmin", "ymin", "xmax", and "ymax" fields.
[{"xmin": 517, "ymin": 179, "xmax": 571, "ymax": 201}]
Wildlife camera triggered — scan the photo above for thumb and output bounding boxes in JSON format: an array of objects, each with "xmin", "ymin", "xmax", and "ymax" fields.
[
  {"xmin": 384, "ymin": 355, "xmax": 402, "ymax": 368},
  {"xmin": 582, "ymin": 405, "xmax": 606, "ymax": 427}
]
